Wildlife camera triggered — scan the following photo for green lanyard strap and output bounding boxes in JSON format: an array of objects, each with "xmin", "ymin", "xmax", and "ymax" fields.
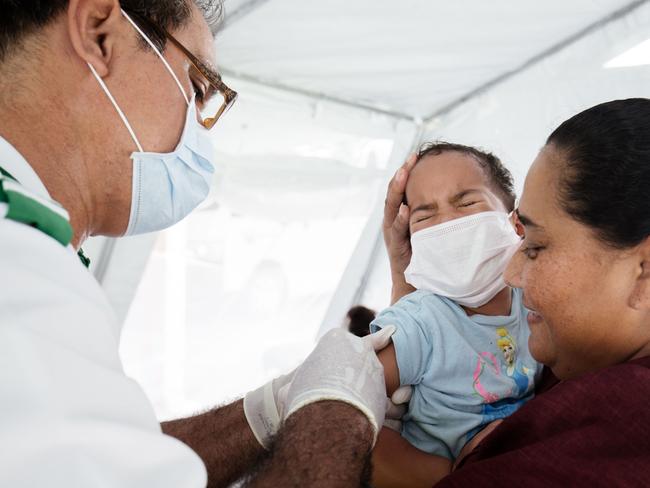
[{"xmin": 0, "ymin": 166, "xmax": 90, "ymax": 268}]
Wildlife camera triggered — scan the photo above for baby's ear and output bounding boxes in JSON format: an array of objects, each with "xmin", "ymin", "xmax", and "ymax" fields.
[{"xmin": 509, "ymin": 211, "xmax": 525, "ymax": 237}]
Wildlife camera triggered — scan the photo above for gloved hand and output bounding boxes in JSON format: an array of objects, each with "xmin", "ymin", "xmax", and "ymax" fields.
[
  {"xmin": 384, "ymin": 385, "xmax": 413, "ymax": 432},
  {"xmin": 364, "ymin": 325, "xmax": 412, "ymax": 431},
  {"xmin": 244, "ymin": 370, "xmax": 295, "ymax": 449},
  {"xmin": 244, "ymin": 326, "xmax": 404, "ymax": 449},
  {"xmin": 283, "ymin": 326, "xmax": 396, "ymax": 446}
]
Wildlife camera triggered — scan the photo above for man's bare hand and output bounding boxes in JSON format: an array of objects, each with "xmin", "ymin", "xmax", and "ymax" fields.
[
  {"xmin": 248, "ymin": 402, "xmax": 374, "ymax": 487},
  {"xmin": 383, "ymin": 154, "xmax": 418, "ymax": 304}
]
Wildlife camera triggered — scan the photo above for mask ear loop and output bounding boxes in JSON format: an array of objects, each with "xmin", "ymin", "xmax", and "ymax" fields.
[
  {"xmin": 88, "ymin": 62, "xmax": 144, "ymax": 152},
  {"xmin": 121, "ymin": 9, "xmax": 190, "ymax": 106}
]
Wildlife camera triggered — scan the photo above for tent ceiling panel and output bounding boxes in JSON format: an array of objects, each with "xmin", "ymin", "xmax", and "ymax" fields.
[{"xmin": 216, "ymin": 0, "xmax": 636, "ymax": 119}]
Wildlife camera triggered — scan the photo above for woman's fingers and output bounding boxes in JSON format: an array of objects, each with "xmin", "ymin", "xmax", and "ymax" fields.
[
  {"xmin": 404, "ymin": 152, "xmax": 418, "ymax": 171},
  {"xmin": 392, "ymin": 204, "xmax": 410, "ymax": 242},
  {"xmin": 383, "ymin": 154, "xmax": 416, "ymax": 237},
  {"xmin": 383, "ymin": 170, "xmax": 406, "ymax": 235}
]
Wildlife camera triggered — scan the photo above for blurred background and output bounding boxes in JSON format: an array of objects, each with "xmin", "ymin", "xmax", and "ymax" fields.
[{"xmin": 83, "ymin": 0, "xmax": 650, "ymax": 420}]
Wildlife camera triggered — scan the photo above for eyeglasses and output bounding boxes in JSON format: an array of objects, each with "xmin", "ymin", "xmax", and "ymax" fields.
[{"xmin": 126, "ymin": 11, "xmax": 238, "ymax": 130}]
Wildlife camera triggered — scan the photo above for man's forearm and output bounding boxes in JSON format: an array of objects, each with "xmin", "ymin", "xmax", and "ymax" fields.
[
  {"xmin": 162, "ymin": 399, "xmax": 265, "ymax": 487},
  {"xmin": 247, "ymin": 401, "xmax": 374, "ymax": 488},
  {"xmin": 391, "ymin": 273, "xmax": 416, "ymax": 305}
]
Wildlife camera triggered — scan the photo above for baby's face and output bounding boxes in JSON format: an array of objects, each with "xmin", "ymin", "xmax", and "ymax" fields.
[{"xmin": 405, "ymin": 151, "xmax": 508, "ymax": 235}]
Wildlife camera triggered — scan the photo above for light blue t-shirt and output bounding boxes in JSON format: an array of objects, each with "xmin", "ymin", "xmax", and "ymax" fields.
[{"xmin": 371, "ymin": 288, "xmax": 542, "ymax": 460}]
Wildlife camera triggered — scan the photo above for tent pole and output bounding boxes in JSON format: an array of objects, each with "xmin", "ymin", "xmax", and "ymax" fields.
[
  {"xmin": 221, "ymin": 68, "xmax": 420, "ymax": 122},
  {"xmin": 315, "ymin": 121, "xmax": 424, "ymax": 340}
]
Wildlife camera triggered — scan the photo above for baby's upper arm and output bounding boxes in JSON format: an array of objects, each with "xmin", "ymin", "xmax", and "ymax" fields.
[
  {"xmin": 377, "ymin": 342, "xmax": 400, "ymax": 396},
  {"xmin": 372, "ymin": 292, "xmax": 434, "ymax": 389}
]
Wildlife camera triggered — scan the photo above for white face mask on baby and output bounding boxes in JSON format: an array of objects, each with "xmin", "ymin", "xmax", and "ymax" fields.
[
  {"xmin": 404, "ymin": 211, "xmax": 522, "ymax": 308},
  {"xmin": 88, "ymin": 10, "xmax": 216, "ymax": 236}
]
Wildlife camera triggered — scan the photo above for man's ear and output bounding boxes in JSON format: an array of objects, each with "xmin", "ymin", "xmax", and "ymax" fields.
[
  {"xmin": 629, "ymin": 237, "xmax": 650, "ymax": 310},
  {"xmin": 67, "ymin": 0, "xmax": 123, "ymax": 76}
]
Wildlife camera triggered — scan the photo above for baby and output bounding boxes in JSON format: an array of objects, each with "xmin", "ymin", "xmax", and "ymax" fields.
[{"xmin": 371, "ymin": 142, "xmax": 543, "ymax": 487}]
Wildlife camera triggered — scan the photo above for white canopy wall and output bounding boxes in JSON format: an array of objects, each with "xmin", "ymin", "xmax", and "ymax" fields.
[{"xmin": 83, "ymin": 0, "xmax": 650, "ymax": 419}]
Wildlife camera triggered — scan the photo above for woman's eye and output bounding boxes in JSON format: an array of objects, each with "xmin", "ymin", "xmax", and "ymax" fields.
[
  {"xmin": 415, "ymin": 216, "xmax": 431, "ymax": 223},
  {"xmin": 460, "ymin": 201, "xmax": 478, "ymax": 208},
  {"xmin": 522, "ymin": 245, "xmax": 543, "ymax": 260}
]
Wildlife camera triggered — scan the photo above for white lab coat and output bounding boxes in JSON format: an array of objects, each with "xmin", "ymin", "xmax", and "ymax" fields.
[{"xmin": 0, "ymin": 137, "xmax": 207, "ymax": 487}]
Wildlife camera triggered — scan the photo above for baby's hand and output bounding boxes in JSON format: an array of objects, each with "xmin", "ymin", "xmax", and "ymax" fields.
[{"xmin": 454, "ymin": 419, "xmax": 503, "ymax": 470}]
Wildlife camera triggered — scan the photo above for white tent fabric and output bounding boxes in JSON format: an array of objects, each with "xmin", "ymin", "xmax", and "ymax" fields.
[
  {"xmin": 85, "ymin": 0, "xmax": 650, "ymax": 419},
  {"xmin": 217, "ymin": 0, "xmax": 636, "ymax": 120}
]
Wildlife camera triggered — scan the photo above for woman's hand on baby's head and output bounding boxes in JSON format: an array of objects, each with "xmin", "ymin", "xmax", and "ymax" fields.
[
  {"xmin": 384, "ymin": 155, "xmax": 418, "ymax": 302},
  {"xmin": 384, "ymin": 155, "xmax": 416, "ymax": 261}
]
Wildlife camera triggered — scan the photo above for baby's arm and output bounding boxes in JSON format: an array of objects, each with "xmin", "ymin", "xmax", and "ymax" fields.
[
  {"xmin": 377, "ymin": 342, "xmax": 400, "ymax": 396},
  {"xmin": 373, "ymin": 343, "xmax": 452, "ymax": 487}
]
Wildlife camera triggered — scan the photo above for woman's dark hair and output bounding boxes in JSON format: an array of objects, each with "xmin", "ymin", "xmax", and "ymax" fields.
[
  {"xmin": 0, "ymin": 0, "xmax": 223, "ymax": 61},
  {"xmin": 416, "ymin": 141, "xmax": 517, "ymax": 212},
  {"xmin": 547, "ymin": 98, "xmax": 650, "ymax": 249}
]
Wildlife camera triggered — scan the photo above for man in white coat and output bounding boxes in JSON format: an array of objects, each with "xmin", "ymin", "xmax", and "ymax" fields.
[{"xmin": 0, "ymin": 1, "xmax": 404, "ymax": 486}]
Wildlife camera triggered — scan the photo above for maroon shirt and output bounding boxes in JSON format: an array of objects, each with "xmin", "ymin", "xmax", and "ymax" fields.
[{"xmin": 438, "ymin": 357, "xmax": 650, "ymax": 487}]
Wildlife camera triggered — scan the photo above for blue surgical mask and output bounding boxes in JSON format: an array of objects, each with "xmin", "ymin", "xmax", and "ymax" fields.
[{"xmin": 88, "ymin": 10, "xmax": 216, "ymax": 236}]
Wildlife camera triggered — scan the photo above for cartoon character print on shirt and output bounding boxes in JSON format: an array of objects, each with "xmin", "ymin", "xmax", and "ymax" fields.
[
  {"xmin": 496, "ymin": 327, "xmax": 535, "ymax": 396},
  {"xmin": 466, "ymin": 327, "xmax": 536, "ymax": 444},
  {"xmin": 472, "ymin": 351, "xmax": 501, "ymax": 403}
]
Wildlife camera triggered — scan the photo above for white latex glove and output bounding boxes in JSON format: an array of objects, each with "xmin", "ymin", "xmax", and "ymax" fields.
[
  {"xmin": 384, "ymin": 385, "xmax": 413, "ymax": 432},
  {"xmin": 243, "ymin": 370, "xmax": 295, "ymax": 449},
  {"xmin": 364, "ymin": 324, "xmax": 412, "ymax": 430},
  {"xmin": 283, "ymin": 326, "xmax": 396, "ymax": 446},
  {"xmin": 244, "ymin": 326, "xmax": 401, "ymax": 449}
]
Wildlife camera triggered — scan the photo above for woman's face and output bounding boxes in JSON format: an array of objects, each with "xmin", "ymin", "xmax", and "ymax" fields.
[{"xmin": 504, "ymin": 145, "xmax": 650, "ymax": 380}]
